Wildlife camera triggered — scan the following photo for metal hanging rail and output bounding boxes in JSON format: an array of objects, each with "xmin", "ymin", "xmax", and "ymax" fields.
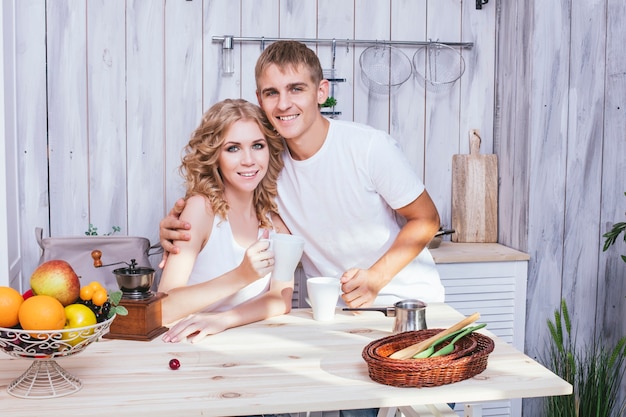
[{"xmin": 212, "ymin": 35, "xmax": 473, "ymax": 50}]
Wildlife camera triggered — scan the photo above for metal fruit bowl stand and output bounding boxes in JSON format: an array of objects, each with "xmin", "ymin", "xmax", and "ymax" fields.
[{"xmin": 0, "ymin": 315, "xmax": 115, "ymax": 398}]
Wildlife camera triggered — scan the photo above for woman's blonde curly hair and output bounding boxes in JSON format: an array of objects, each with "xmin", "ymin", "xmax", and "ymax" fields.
[{"xmin": 180, "ymin": 99, "xmax": 284, "ymax": 230}]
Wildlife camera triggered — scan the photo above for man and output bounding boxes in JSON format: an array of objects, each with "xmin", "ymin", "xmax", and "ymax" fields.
[{"xmin": 160, "ymin": 40, "xmax": 444, "ymax": 309}]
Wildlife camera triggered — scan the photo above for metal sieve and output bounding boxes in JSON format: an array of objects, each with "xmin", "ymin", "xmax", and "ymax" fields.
[
  {"xmin": 359, "ymin": 45, "xmax": 412, "ymax": 95},
  {"xmin": 413, "ymin": 42, "xmax": 466, "ymax": 93}
]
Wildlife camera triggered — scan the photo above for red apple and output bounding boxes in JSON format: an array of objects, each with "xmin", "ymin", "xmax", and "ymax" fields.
[
  {"xmin": 30, "ymin": 260, "xmax": 80, "ymax": 306},
  {"xmin": 22, "ymin": 289, "xmax": 34, "ymax": 300}
]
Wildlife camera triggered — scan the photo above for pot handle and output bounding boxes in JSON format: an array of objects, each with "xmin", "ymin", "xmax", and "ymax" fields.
[{"xmin": 342, "ymin": 307, "xmax": 396, "ymax": 317}]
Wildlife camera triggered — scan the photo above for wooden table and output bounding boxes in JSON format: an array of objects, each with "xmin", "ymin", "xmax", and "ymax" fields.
[{"xmin": 0, "ymin": 303, "xmax": 571, "ymax": 417}]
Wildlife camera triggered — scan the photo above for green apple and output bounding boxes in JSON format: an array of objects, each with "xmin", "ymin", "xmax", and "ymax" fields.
[
  {"xmin": 62, "ymin": 304, "xmax": 97, "ymax": 347},
  {"xmin": 30, "ymin": 260, "xmax": 80, "ymax": 306}
]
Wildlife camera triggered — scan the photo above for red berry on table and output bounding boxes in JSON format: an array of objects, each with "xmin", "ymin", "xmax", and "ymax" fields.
[{"xmin": 169, "ymin": 358, "xmax": 180, "ymax": 370}]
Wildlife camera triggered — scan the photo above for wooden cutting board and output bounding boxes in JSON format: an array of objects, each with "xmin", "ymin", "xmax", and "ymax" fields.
[{"xmin": 451, "ymin": 130, "xmax": 498, "ymax": 242}]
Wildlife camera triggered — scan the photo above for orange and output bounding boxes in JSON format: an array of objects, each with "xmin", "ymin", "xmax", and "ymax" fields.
[
  {"xmin": 18, "ymin": 295, "xmax": 66, "ymax": 332},
  {"xmin": 79, "ymin": 285, "xmax": 94, "ymax": 301},
  {"xmin": 92, "ymin": 289, "xmax": 108, "ymax": 307},
  {"xmin": 0, "ymin": 286, "xmax": 24, "ymax": 327},
  {"xmin": 87, "ymin": 281, "xmax": 104, "ymax": 293}
]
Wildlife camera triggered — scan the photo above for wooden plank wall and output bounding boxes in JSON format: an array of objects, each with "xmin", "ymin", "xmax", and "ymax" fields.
[
  {"xmin": 8, "ymin": 1, "xmax": 626, "ymax": 414},
  {"xmin": 497, "ymin": 0, "xmax": 626, "ymax": 414},
  {"xmin": 14, "ymin": 0, "xmax": 495, "ymax": 283}
]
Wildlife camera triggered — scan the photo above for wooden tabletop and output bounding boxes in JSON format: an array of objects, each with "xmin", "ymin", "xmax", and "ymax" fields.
[{"xmin": 0, "ymin": 303, "xmax": 570, "ymax": 416}]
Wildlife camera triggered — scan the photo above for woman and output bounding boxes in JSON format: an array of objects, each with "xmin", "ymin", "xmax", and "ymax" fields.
[{"xmin": 158, "ymin": 99, "xmax": 293, "ymax": 343}]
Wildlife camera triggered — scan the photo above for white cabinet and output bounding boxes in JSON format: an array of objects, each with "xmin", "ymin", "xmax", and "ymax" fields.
[{"xmin": 432, "ymin": 242, "xmax": 529, "ymax": 417}]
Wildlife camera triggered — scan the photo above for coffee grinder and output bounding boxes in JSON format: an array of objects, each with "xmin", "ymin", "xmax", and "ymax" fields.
[{"xmin": 91, "ymin": 250, "xmax": 168, "ymax": 341}]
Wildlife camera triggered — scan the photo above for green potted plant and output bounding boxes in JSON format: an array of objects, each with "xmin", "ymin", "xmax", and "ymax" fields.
[
  {"xmin": 543, "ymin": 299, "xmax": 626, "ymax": 416},
  {"xmin": 321, "ymin": 96, "xmax": 337, "ymax": 108},
  {"xmin": 85, "ymin": 224, "xmax": 121, "ymax": 236},
  {"xmin": 603, "ymin": 191, "xmax": 626, "ymax": 264},
  {"xmin": 543, "ymin": 195, "xmax": 626, "ymax": 416}
]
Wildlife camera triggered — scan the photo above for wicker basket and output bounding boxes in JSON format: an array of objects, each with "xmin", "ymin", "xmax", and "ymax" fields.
[{"xmin": 362, "ymin": 328, "xmax": 494, "ymax": 388}]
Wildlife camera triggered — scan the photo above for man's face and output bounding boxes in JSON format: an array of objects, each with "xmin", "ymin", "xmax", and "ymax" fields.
[{"xmin": 256, "ymin": 63, "xmax": 328, "ymax": 143}]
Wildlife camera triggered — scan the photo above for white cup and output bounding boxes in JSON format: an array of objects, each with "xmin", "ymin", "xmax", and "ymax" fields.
[
  {"xmin": 270, "ymin": 234, "xmax": 305, "ymax": 282},
  {"xmin": 306, "ymin": 277, "xmax": 341, "ymax": 321}
]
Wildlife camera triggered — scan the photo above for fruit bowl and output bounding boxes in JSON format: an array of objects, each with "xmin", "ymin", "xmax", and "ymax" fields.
[{"xmin": 0, "ymin": 315, "xmax": 115, "ymax": 398}]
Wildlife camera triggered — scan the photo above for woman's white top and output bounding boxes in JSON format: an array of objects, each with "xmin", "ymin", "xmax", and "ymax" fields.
[{"xmin": 186, "ymin": 216, "xmax": 270, "ymax": 312}]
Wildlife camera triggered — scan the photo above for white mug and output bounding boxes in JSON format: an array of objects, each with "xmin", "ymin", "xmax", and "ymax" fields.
[
  {"xmin": 306, "ymin": 277, "xmax": 341, "ymax": 321},
  {"xmin": 270, "ymin": 234, "xmax": 304, "ymax": 282}
]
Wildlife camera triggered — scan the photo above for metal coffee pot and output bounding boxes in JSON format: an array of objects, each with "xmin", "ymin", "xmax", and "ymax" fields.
[{"xmin": 343, "ymin": 299, "xmax": 427, "ymax": 333}]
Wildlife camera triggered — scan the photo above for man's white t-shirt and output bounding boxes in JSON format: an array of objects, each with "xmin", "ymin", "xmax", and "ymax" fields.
[{"xmin": 276, "ymin": 119, "xmax": 444, "ymax": 305}]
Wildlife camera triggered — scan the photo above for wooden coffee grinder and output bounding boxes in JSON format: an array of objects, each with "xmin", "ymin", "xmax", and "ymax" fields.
[{"xmin": 91, "ymin": 250, "xmax": 168, "ymax": 341}]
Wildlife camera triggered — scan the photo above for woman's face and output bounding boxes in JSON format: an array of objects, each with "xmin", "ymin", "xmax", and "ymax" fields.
[{"xmin": 218, "ymin": 119, "xmax": 270, "ymax": 194}]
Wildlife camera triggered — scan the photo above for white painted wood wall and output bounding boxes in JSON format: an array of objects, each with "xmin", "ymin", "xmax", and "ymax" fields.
[
  {"xmin": 10, "ymin": 0, "xmax": 495, "ymax": 287},
  {"xmin": 498, "ymin": 0, "xmax": 626, "ymax": 414},
  {"xmin": 0, "ymin": 2, "xmax": 23, "ymax": 291},
  {"xmin": 3, "ymin": 1, "xmax": 625, "ymax": 415}
]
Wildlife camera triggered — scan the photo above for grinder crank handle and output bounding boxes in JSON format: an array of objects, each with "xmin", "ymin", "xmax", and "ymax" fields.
[
  {"xmin": 91, "ymin": 250, "xmax": 103, "ymax": 267},
  {"xmin": 91, "ymin": 250, "xmax": 136, "ymax": 269}
]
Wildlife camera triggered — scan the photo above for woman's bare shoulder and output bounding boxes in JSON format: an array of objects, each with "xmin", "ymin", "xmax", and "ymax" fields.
[
  {"xmin": 184, "ymin": 194, "xmax": 212, "ymax": 210},
  {"xmin": 181, "ymin": 195, "xmax": 215, "ymax": 223},
  {"xmin": 178, "ymin": 195, "xmax": 215, "ymax": 246}
]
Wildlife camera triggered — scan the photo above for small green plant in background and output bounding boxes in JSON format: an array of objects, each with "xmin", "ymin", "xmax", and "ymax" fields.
[
  {"xmin": 543, "ymin": 299, "xmax": 626, "ymax": 416},
  {"xmin": 321, "ymin": 96, "xmax": 337, "ymax": 108},
  {"xmin": 85, "ymin": 224, "xmax": 121, "ymax": 236},
  {"xmin": 603, "ymin": 191, "xmax": 626, "ymax": 264}
]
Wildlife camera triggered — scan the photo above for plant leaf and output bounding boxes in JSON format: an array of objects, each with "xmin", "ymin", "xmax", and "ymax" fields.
[
  {"xmin": 108, "ymin": 290, "xmax": 123, "ymax": 306},
  {"xmin": 322, "ymin": 97, "xmax": 337, "ymax": 107},
  {"xmin": 110, "ymin": 305, "xmax": 128, "ymax": 317}
]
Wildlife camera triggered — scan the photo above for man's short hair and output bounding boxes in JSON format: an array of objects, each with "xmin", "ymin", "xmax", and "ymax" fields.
[{"xmin": 255, "ymin": 40, "xmax": 324, "ymax": 89}]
